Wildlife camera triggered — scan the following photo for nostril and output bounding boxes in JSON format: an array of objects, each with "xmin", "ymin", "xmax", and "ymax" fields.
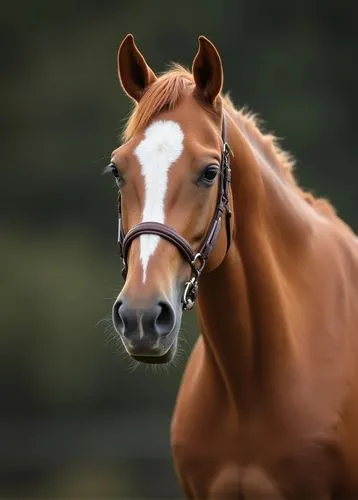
[
  {"xmin": 112, "ymin": 298, "xmax": 176, "ymax": 339},
  {"xmin": 155, "ymin": 301, "xmax": 176, "ymax": 336},
  {"xmin": 113, "ymin": 300, "xmax": 124, "ymax": 333}
]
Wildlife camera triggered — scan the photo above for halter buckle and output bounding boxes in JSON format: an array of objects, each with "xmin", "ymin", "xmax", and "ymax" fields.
[
  {"xmin": 182, "ymin": 276, "xmax": 199, "ymax": 310},
  {"xmin": 182, "ymin": 253, "xmax": 205, "ymax": 310},
  {"xmin": 223, "ymin": 142, "xmax": 234, "ymax": 159}
]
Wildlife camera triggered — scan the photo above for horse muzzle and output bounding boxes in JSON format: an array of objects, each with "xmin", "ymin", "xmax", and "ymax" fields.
[{"xmin": 112, "ymin": 296, "xmax": 180, "ymax": 363}]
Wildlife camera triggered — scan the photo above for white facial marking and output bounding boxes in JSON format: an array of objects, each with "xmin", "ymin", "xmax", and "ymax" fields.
[{"xmin": 134, "ymin": 120, "xmax": 184, "ymax": 282}]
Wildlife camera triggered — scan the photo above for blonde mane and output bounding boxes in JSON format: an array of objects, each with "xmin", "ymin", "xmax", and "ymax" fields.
[{"xmin": 123, "ymin": 65, "xmax": 335, "ymax": 215}]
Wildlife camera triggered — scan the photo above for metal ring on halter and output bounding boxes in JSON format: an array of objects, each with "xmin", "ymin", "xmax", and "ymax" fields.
[
  {"xmin": 182, "ymin": 276, "xmax": 199, "ymax": 311},
  {"xmin": 191, "ymin": 253, "xmax": 206, "ymax": 274},
  {"xmin": 183, "ymin": 253, "xmax": 206, "ymax": 310}
]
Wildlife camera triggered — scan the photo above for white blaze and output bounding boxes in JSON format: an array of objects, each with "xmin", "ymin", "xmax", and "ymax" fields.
[{"xmin": 134, "ymin": 120, "xmax": 184, "ymax": 282}]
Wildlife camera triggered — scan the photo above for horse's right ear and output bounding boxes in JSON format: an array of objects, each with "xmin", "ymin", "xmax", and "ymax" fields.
[{"xmin": 117, "ymin": 34, "xmax": 157, "ymax": 102}]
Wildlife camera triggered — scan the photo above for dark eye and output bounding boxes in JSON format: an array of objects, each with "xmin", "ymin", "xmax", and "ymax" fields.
[
  {"xmin": 106, "ymin": 162, "xmax": 122, "ymax": 187},
  {"xmin": 200, "ymin": 165, "xmax": 220, "ymax": 186}
]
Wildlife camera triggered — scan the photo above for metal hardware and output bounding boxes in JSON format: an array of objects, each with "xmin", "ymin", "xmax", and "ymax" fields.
[{"xmin": 182, "ymin": 276, "xmax": 199, "ymax": 310}]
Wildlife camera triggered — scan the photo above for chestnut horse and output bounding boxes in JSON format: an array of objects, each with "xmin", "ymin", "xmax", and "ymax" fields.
[{"xmin": 108, "ymin": 34, "xmax": 358, "ymax": 498}]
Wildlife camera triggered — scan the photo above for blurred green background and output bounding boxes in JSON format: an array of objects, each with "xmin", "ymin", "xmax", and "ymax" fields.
[{"xmin": 1, "ymin": 0, "xmax": 357, "ymax": 498}]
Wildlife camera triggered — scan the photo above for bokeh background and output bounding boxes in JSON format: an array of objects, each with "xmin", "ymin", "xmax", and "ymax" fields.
[{"xmin": 2, "ymin": 1, "xmax": 358, "ymax": 498}]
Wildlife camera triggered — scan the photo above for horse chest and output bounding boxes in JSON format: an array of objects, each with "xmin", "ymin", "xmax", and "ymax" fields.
[
  {"xmin": 171, "ymin": 403, "xmax": 240, "ymax": 498},
  {"xmin": 171, "ymin": 412, "xmax": 283, "ymax": 499},
  {"xmin": 171, "ymin": 389, "xmax": 343, "ymax": 498},
  {"xmin": 172, "ymin": 419, "xmax": 339, "ymax": 498}
]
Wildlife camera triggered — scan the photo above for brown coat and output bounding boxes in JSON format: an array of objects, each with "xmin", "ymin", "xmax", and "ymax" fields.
[{"xmin": 113, "ymin": 34, "xmax": 358, "ymax": 498}]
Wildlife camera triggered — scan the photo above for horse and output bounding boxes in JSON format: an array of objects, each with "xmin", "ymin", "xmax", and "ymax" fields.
[{"xmin": 107, "ymin": 34, "xmax": 358, "ymax": 499}]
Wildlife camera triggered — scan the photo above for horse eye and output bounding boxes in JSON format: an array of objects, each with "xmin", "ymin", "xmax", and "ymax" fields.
[
  {"xmin": 106, "ymin": 162, "xmax": 122, "ymax": 186},
  {"xmin": 200, "ymin": 165, "xmax": 220, "ymax": 185}
]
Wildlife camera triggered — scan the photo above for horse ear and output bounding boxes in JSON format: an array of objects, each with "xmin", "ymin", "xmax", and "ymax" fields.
[
  {"xmin": 117, "ymin": 34, "xmax": 157, "ymax": 102},
  {"xmin": 192, "ymin": 36, "xmax": 223, "ymax": 106}
]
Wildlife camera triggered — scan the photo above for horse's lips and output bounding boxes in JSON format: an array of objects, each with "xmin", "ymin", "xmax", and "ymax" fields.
[{"xmin": 131, "ymin": 340, "xmax": 177, "ymax": 364}]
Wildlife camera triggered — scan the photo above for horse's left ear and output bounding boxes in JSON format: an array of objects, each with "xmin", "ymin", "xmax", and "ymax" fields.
[
  {"xmin": 117, "ymin": 34, "xmax": 157, "ymax": 102},
  {"xmin": 192, "ymin": 36, "xmax": 223, "ymax": 106}
]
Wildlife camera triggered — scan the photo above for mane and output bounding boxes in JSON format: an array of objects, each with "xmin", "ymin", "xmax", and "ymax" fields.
[
  {"xmin": 222, "ymin": 95, "xmax": 297, "ymax": 183},
  {"xmin": 123, "ymin": 65, "xmax": 336, "ymax": 216}
]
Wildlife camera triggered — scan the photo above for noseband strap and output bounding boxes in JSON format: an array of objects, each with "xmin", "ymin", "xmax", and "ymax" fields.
[
  {"xmin": 122, "ymin": 222, "xmax": 196, "ymax": 267},
  {"xmin": 117, "ymin": 113, "xmax": 232, "ymax": 310}
]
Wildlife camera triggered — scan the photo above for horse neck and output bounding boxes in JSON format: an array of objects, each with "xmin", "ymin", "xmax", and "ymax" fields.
[{"xmin": 197, "ymin": 109, "xmax": 314, "ymax": 412}]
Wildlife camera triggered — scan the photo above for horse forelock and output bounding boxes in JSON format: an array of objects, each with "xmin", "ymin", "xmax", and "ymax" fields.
[{"xmin": 123, "ymin": 65, "xmax": 194, "ymax": 141}]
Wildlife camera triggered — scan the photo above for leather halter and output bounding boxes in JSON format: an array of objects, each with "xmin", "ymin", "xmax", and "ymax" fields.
[{"xmin": 115, "ymin": 114, "xmax": 232, "ymax": 310}]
